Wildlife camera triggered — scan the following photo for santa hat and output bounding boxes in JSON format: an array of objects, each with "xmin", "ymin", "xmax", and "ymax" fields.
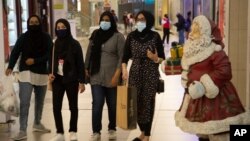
[
  {"xmin": 193, "ymin": 15, "xmax": 224, "ymax": 51},
  {"xmin": 209, "ymin": 19, "xmax": 224, "ymax": 50}
]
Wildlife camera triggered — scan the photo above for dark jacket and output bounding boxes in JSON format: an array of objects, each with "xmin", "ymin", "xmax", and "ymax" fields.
[
  {"xmin": 7, "ymin": 32, "xmax": 52, "ymax": 74},
  {"xmin": 175, "ymin": 14, "xmax": 185, "ymax": 31},
  {"xmin": 49, "ymin": 39, "xmax": 85, "ymax": 84}
]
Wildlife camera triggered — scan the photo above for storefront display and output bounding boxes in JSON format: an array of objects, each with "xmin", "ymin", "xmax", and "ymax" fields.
[{"xmin": 2, "ymin": 0, "xmax": 29, "ymax": 62}]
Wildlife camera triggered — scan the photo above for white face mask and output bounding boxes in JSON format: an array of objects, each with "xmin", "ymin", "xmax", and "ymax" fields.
[
  {"xmin": 100, "ymin": 21, "xmax": 111, "ymax": 30},
  {"xmin": 136, "ymin": 22, "xmax": 146, "ymax": 32}
]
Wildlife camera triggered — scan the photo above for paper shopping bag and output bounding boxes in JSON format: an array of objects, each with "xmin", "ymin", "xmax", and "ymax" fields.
[{"xmin": 116, "ymin": 85, "xmax": 137, "ymax": 130}]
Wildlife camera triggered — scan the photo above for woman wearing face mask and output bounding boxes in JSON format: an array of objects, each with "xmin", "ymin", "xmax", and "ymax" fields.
[
  {"xmin": 122, "ymin": 10, "xmax": 165, "ymax": 141},
  {"xmin": 85, "ymin": 11, "xmax": 125, "ymax": 141},
  {"xmin": 48, "ymin": 18, "xmax": 85, "ymax": 141},
  {"xmin": 5, "ymin": 15, "xmax": 53, "ymax": 140}
]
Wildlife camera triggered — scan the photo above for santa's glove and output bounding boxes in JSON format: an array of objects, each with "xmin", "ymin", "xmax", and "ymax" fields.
[{"xmin": 188, "ymin": 81, "xmax": 205, "ymax": 99}]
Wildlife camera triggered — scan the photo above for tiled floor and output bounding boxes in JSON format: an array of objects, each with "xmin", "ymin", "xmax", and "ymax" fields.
[{"xmin": 0, "ymin": 33, "xmax": 199, "ymax": 141}]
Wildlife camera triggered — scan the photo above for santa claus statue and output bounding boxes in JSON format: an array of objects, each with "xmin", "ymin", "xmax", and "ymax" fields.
[{"xmin": 175, "ymin": 15, "xmax": 250, "ymax": 141}]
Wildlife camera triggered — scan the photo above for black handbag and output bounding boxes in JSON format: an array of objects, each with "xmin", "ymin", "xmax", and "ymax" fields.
[{"xmin": 157, "ymin": 79, "xmax": 164, "ymax": 94}]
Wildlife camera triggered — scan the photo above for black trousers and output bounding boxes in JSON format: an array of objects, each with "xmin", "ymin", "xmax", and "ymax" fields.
[
  {"xmin": 138, "ymin": 122, "xmax": 153, "ymax": 136},
  {"xmin": 52, "ymin": 75, "xmax": 79, "ymax": 134},
  {"xmin": 163, "ymin": 28, "xmax": 170, "ymax": 44},
  {"xmin": 137, "ymin": 104, "xmax": 154, "ymax": 136}
]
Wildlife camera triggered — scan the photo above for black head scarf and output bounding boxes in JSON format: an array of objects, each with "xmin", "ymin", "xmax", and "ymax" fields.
[
  {"xmin": 24, "ymin": 15, "xmax": 45, "ymax": 56},
  {"xmin": 27, "ymin": 15, "xmax": 42, "ymax": 33},
  {"xmin": 89, "ymin": 11, "xmax": 118, "ymax": 75},
  {"xmin": 54, "ymin": 18, "xmax": 73, "ymax": 59},
  {"xmin": 133, "ymin": 10, "xmax": 155, "ymax": 43}
]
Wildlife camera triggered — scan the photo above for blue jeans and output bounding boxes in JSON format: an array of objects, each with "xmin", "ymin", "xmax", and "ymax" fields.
[
  {"xmin": 19, "ymin": 82, "xmax": 47, "ymax": 132},
  {"xmin": 178, "ymin": 29, "xmax": 185, "ymax": 44},
  {"xmin": 91, "ymin": 85, "xmax": 117, "ymax": 133}
]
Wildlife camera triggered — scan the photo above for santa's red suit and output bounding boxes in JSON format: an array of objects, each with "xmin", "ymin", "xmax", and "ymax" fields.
[{"xmin": 175, "ymin": 15, "xmax": 250, "ymax": 139}]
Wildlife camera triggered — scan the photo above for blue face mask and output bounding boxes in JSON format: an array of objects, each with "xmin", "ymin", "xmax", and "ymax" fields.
[
  {"xmin": 56, "ymin": 29, "xmax": 67, "ymax": 38},
  {"xmin": 136, "ymin": 22, "xmax": 146, "ymax": 32},
  {"xmin": 100, "ymin": 21, "xmax": 111, "ymax": 31}
]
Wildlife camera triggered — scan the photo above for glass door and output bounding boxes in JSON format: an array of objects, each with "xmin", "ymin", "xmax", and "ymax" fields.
[
  {"xmin": 7, "ymin": 0, "xmax": 17, "ymax": 48},
  {"xmin": 21, "ymin": 0, "xmax": 29, "ymax": 33}
]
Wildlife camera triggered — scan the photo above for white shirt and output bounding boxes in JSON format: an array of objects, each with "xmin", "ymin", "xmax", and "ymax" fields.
[{"xmin": 18, "ymin": 71, "xmax": 48, "ymax": 86}]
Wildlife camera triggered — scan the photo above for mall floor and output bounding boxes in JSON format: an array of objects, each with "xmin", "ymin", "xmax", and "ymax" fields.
[{"xmin": 0, "ymin": 31, "xmax": 199, "ymax": 141}]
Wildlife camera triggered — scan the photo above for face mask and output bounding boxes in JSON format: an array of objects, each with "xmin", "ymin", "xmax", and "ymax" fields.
[
  {"xmin": 56, "ymin": 29, "xmax": 67, "ymax": 38},
  {"xmin": 136, "ymin": 22, "xmax": 146, "ymax": 32},
  {"xmin": 28, "ymin": 25, "xmax": 40, "ymax": 32},
  {"xmin": 100, "ymin": 21, "xmax": 111, "ymax": 31}
]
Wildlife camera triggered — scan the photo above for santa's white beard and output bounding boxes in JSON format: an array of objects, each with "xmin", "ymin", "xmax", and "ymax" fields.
[{"xmin": 183, "ymin": 36, "xmax": 212, "ymax": 58}]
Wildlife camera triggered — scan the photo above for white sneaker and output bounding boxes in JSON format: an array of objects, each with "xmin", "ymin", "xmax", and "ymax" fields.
[
  {"xmin": 89, "ymin": 133, "xmax": 101, "ymax": 141},
  {"xmin": 12, "ymin": 131, "xmax": 27, "ymax": 140},
  {"xmin": 49, "ymin": 134, "xmax": 65, "ymax": 141},
  {"xmin": 33, "ymin": 123, "xmax": 51, "ymax": 133},
  {"xmin": 69, "ymin": 132, "xmax": 77, "ymax": 141},
  {"xmin": 108, "ymin": 130, "xmax": 116, "ymax": 140}
]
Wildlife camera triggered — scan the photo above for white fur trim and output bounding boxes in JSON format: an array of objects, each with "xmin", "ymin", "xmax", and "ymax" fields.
[
  {"xmin": 181, "ymin": 42, "xmax": 219, "ymax": 88},
  {"xmin": 182, "ymin": 42, "xmax": 216, "ymax": 71},
  {"xmin": 181, "ymin": 41, "xmax": 220, "ymax": 88},
  {"xmin": 160, "ymin": 61, "xmax": 165, "ymax": 73},
  {"xmin": 200, "ymin": 74, "xmax": 219, "ymax": 99},
  {"xmin": 188, "ymin": 81, "xmax": 205, "ymax": 99},
  {"xmin": 215, "ymin": 45, "xmax": 222, "ymax": 51},
  {"xmin": 181, "ymin": 71, "xmax": 188, "ymax": 88},
  {"xmin": 0, "ymin": 82, "xmax": 3, "ymax": 94},
  {"xmin": 175, "ymin": 95, "xmax": 250, "ymax": 135}
]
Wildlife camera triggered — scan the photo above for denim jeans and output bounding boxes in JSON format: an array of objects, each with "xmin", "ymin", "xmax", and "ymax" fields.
[
  {"xmin": 178, "ymin": 29, "xmax": 185, "ymax": 44},
  {"xmin": 19, "ymin": 82, "xmax": 47, "ymax": 132},
  {"xmin": 91, "ymin": 85, "xmax": 117, "ymax": 133}
]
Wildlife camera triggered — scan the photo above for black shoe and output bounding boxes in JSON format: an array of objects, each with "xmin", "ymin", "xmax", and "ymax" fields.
[
  {"xmin": 198, "ymin": 138, "xmax": 209, "ymax": 141},
  {"xmin": 132, "ymin": 137, "xmax": 141, "ymax": 141}
]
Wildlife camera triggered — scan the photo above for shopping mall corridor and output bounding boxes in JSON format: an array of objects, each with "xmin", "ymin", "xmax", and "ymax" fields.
[{"xmin": 0, "ymin": 32, "xmax": 199, "ymax": 141}]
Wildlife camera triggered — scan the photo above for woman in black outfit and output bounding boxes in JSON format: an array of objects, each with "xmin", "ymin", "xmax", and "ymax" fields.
[
  {"xmin": 122, "ymin": 10, "xmax": 165, "ymax": 141},
  {"xmin": 48, "ymin": 19, "xmax": 85, "ymax": 141}
]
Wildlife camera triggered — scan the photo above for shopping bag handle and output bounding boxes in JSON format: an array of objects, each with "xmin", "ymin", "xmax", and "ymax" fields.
[{"xmin": 118, "ymin": 79, "xmax": 128, "ymax": 86}]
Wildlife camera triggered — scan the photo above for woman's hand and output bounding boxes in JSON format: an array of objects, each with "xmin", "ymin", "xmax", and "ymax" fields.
[
  {"xmin": 111, "ymin": 75, "xmax": 119, "ymax": 87},
  {"xmin": 147, "ymin": 49, "xmax": 158, "ymax": 62},
  {"xmin": 121, "ymin": 63, "xmax": 128, "ymax": 81},
  {"xmin": 79, "ymin": 83, "xmax": 85, "ymax": 93},
  {"xmin": 48, "ymin": 74, "xmax": 55, "ymax": 82},
  {"xmin": 110, "ymin": 68, "xmax": 121, "ymax": 87},
  {"xmin": 5, "ymin": 69, "xmax": 13, "ymax": 76},
  {"xmin": 25, "ymin": 58, "xmax": 35, "ymax": 66},
  {"xmin": 122, "ymin": 67, "xmax": 128, "ymax": 81}
]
